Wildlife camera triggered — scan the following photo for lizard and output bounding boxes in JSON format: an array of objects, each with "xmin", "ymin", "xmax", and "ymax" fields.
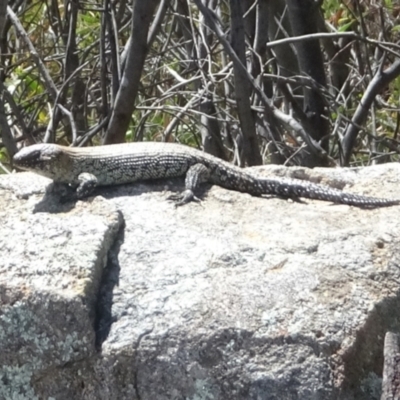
[{"xmin": 12, "ymin": 141, "xmax": 400, "ymax": 208}]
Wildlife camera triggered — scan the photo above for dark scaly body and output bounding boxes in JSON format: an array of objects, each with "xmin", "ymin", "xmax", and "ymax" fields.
[{"xmin": 13, "ymin": 142, "xmax": 400, "ymax": 207}]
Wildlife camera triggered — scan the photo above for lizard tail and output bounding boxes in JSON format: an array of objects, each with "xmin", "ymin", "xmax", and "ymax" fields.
[{"xmin": 260, "ymin": 178, "xmax": 400, "ymax": 208}]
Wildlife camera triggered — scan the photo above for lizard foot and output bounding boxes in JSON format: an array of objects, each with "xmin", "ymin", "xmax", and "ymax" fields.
[{"xmin": 167, "ymin": 190, "xmax": 201, "ymax": 206}]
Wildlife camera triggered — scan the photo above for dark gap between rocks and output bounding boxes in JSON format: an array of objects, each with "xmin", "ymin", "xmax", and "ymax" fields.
[
  {"xmin": 94, "ymin": 214, "xmax": 125, "ymax": 350},
  {"xmin": 340, "ymin": 292, "xmax": 400, "ymax": 399}
]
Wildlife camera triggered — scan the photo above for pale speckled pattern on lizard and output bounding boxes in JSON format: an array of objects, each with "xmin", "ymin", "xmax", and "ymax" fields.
[{"xmin": 12, "ymin": 142, "xmax": 400, "ymax": 208}]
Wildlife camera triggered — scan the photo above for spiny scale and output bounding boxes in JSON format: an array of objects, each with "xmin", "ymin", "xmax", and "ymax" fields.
[{"xmin": 12, "ymin": 142, "xmax": 400, "ymax": 208}]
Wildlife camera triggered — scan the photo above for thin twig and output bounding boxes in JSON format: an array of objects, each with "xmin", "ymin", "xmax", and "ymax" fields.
[{"xmin": 7, "ymin": 6, "xmax": 58, "ymax": 101}]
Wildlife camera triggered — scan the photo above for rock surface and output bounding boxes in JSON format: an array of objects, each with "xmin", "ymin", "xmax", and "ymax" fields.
[{"xmin": 1, "ymin": 163, "xmax": 400, "ymax": 400}]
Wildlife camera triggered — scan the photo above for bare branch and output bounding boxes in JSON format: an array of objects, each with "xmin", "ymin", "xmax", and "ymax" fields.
[
  {"xmin": 7, "ymin": 6, "xmax": 58, "ymax": 102},
  {"xmin": 341, "ymin": 57, "xmax": 400, "ymax": 166},
  {"xmin": 229, "ymin": 0, "xmax": 261, "ymax": 166},
  {"xmin": 267, "ymin": 31, "xmax": 400, "ymax": 58},
  {"xmin": 104, "ymin": 0, "xmax": 160, "ymax": 144}
]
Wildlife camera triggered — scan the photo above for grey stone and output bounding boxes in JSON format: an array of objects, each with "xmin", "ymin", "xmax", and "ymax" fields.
[{"xmin": 1, "ymin": 164, "xmax": 400, "ymax": 399}]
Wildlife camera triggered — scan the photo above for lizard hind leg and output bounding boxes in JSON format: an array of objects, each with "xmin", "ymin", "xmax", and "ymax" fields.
[{"xmin": 168, "ymin": 163, "xmax": 210, "ymax": 206}]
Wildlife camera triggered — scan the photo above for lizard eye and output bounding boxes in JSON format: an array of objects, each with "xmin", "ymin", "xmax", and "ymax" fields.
[{"xmin": 30, "ymin": 149, "xmax": 42, "ymax": 160}]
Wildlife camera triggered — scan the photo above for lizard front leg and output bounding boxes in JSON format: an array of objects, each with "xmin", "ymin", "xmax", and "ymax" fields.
[{"xmin": 76, "ymin": 172, "xmax": 99, "ymax": 199}]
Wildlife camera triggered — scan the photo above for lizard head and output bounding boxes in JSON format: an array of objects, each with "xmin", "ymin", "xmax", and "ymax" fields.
[{"xmin": 13, "ymin": 144, "xmax": 65, "ymax": 180}]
